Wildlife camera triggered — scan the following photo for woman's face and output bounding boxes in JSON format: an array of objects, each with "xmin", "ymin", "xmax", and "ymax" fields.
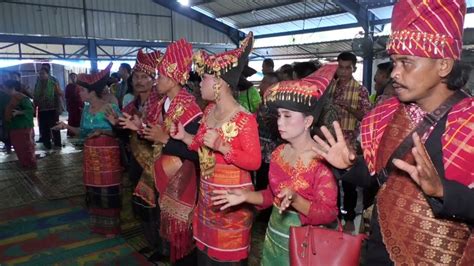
[
  {"xmin": 200, "ymin": 73, "xmax": 218, "ymax": 101},
  {"xmin": 276, "ymin": 108, "xmax": 312, "ymax": 141},
  {"xmin": 78, "ymin": 86, "xmax": 90, "ymax": 102}
]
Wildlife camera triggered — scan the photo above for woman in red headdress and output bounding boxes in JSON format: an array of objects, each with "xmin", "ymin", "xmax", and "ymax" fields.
[
  {"xmin": 210, "ymin": 64, "xmax": 339, "ymax": 265},
  {"xmin": 171, "ymin": 33, "xmax": 261, "ymax": 265},
  {"xmin": 54, "ymin": 63, "xmax": 122, "ymax": 236}
]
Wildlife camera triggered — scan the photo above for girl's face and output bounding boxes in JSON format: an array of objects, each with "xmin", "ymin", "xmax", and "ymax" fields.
[
  {"xmin": 200, "ymin": 73, "xmax": 219, "ymax": 101},
  {"xmin": 276, "ymin": 108, "xmax": 312, "ymax": 141}
]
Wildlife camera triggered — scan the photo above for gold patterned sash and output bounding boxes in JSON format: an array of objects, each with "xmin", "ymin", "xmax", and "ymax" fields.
[{"xmin": 375, "ymin": 106, "xmax": 473, "ymax": 265}]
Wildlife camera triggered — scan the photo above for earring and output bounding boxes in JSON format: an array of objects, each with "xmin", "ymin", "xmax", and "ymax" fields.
[{"xmin": 213, "ymin": 78, "xmax": 221, "ymax": 102}]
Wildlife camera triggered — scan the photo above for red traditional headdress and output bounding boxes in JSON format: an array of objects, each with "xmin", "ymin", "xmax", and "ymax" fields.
[
  {"xmin": 157, "ymin": 39, "xmax": 193, "ymax": 85},
  {"xmin": 77, "ymin": 62, "xmax": 113, "ymax": 91},
  {"xmin": 386, "ymin": 0, "xmax": 466, "ymax": 59},
  {"xmin": 193, "ymin": 32, "xmax": 254, "ymax": 90},
  {"xmin": 133, "ymin": 49, "xmax": 163, "ymax": 78}
]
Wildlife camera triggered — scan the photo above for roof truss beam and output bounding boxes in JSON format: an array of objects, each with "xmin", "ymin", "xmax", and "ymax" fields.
[
  {"xmin": 152, "ymin": 0, "xmax": 245, "ymax": 44},
  {"xmin": 216, "ymin": 0, "xmax": 302, "ymax": 19},
  {"xmin": 333, "ymin": 0, "xmax": 383, "ymax": 33}
]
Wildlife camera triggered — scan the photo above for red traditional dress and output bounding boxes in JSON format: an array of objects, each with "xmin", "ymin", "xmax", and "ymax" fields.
[
  {"xmin": 76, "ymin": 63, "xmax": 123, "ymax": 236},
  {"xmin": 65, "ymin": 82, "xmax": 83, "ymax": 136},
  {"xmin": 258, "ymin": 144, "xmax": 338, "ymax": 265},
  {"xmin": 189, "ymin": 103, "xmax": 261, "ymax": 261},
  {"xmin": 260, "ymin": 63, "xmax": 340, "ymax": 265}
]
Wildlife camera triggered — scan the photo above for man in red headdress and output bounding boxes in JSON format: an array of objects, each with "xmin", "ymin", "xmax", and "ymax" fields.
[
  {"xmin": 117, "ymin": 40, "xmax": 202, "ymax": 264},
  {"xmin": 313, "ymin": 0, "xmax": 474, "ymax": 265}
]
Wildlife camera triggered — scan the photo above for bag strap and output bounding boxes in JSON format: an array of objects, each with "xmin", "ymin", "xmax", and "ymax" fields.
[{"xmin": 377, "ymin": 90, "xmax": 468, "ymax": 185}]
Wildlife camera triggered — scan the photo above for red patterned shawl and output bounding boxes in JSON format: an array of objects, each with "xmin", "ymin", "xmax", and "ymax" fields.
[{"xmin": 360, "ymin": 96, "xmax": 474, "ymax": 187}]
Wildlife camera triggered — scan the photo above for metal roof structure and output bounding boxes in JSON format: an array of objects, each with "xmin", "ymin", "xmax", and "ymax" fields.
[
  {"xmin": 190, "ymin": 0, "xmax": 474, "ymax": 36},
  {"xmin": 192, "ymin": 0, "xmax": 396, "ymax": 36}
]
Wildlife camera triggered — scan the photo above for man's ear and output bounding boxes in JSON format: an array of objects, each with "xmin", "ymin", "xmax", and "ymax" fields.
[
  {"xmin": 438, "ymin": 58, "xmax": 454, "ymax": 78},
  {"xmin": 353, "ymin": 66, "xmax": 357, "ymax": 73}
]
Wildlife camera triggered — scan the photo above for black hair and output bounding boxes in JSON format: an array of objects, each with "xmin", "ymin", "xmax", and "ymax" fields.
[
  {"xmin": 126, "ymin": 74, "xmax": 134, "ymax": 94},
  {"xmin": 41, "ymin": 63, "xmax": 51, "ymax": 70},
  {"xmin": 188, "ymin": 71, "xmax": 201, "ymax": 83},
  {"xmin": 69, "ymin": 72, "xmax": 77, "ymax": 78},
  {"xmin": 3, "ymin": 79, "xmax": 21, "ymax": 91},
  {"xmin": 337, "ymin": 52, "xmax": 357, "ymax": 67},
  {"xmin": 263, "ymin": 58, "xmax": 274, "ymax": 68},
  {"xmin": 377, "ymin": 61, "xmax": 393, "ymax": 76},
  {"xmin": 293, "ymin": 62, "xmax": 317, "ymax": 79},
  {"xmin": 39, "ymin": 66, "xmax": 50, "ymax": 75},
  {"xmin": 278, "ymin": 64, "xmax": 293, "ymax": 80},
  {"xmin": 120, "ymin": 63, "xmax": 132, "ymax": 74},
  {"xmin": 445, "ymin": 60, "xmax": 471, "ymax": 91},
  {"xmin": 111, "ymin": 72, "xmax": 121, "ymax": 79}
]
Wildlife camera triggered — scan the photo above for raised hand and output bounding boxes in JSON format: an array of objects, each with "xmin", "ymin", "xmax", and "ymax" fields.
[
  {"xmin": 169, "ymin": 122, "xmax": 185, "ymax": 140},
  {"xmin": 118, "ymin": 112, "xmax": 141, "ymax": 131},
  {"xmin": 143, "ymin": 124, "xmax": 169, "ymax": 144},
  {"xmin": 211, "ymin": 189, "xmax": 246, "ymax": 210},
  {"xmin": 203, "ymin": 129, "xmax": 219, "ymax": 150},
  {"xmin": 277, "ymin": 187, "xmax": 297, "ymax": 214},
  {"xmin": 393, "ymin": 133, "xmax": 444, "ymax": 197},
  {"xmin": 313, "ymin": 121, "xmax": 356, "ymax": 169},
  {"xmin": 104, "ymin": 105, "xmax": 119, "ymax": 126}
]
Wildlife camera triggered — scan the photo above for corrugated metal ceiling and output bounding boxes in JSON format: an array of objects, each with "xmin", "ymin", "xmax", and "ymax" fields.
[{"xmin": 192, "ymin": 0, "xmax": 396, "ymax": 30}]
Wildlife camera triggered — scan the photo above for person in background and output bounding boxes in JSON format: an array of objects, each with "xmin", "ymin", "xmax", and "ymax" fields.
[
  {"xmin": 121, "ymin": 75, "xmax": 135, "ymax": 108},
  {"xmin": 237, "ymin": 66, "xmax": 261, "ymax": 114},
  {"xmin": 277, "ymin": 64, "xmax": 293, "ymax": 81},
  {"xmin": 313, "ymin": 1, "xmax": 473, "ymax": 264},
  {"xmin": 107, "ymin": 49, "xmax": 165, "ymax": 262},
  {"xmin": 171, "ymin": 32, "xmax": 260, "ymax": 265},
  {"xmin": 9, "ymin": 71, "xmax": 33, "ymax": 99},
  {"xmin": 370, "ymin": 61, "xmax": 395, "ymax": 105},
  {"xmin": 0, "ymin": 83, "xmax": 12, "ymax": 153},
  {"xmin": 212, "ymin": 64, "xmax": 339, "ymax": 265},
  {"xmin": 3, "ymin": 80, "xmax": 36, "ymax": 169},
  {"xmin": 65, "ymin": 72, "xmax": 83, "ymax": 137},
  {"xmin": 33, "ymin": 67, "xmax": 63, "ymax": 149},
  {"xmin": 326, "ymin": 51, "xmax": 372, "ymax": 232},
  {"xmin": 256, "ymin": 72, "xmax": 280, "ymax": 192},
  {"xmin": 187, "ymin": 71, "xmax": 207, "ymax": 110},
  {"xmin": 262, "ymin": 58, "xmax": 274, "ymax": 76},
  {"xmin": 115, "ymin": 63, "xmax": 132, "ymax": 109},
  {"xmin": 41, "ymin": 63, "xmax": 58, "ymax": 84},
  {"xmin": 108, "ymin": 72, "xmax": 121, "ymax": 96},
  {"xmin": 54, "ymin": 63, "xmax": 122, "ymax": 236}
]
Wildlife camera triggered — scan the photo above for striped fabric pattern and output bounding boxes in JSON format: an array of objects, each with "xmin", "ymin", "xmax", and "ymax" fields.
[
  {"xmin": 387, "ymin": 0, "xmax": 466, "ymax": 59},
  {"xmin": 0, "ymin": 200, "xmax": 147, "ymax": 265},
  {"xmin": 361, "ymin": 97, "xmax": 474, "ymax": 187}
]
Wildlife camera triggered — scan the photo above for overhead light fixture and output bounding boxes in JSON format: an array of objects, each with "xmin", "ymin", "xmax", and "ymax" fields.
[{"xmin": 177, "ymin": 0, "xmax": 189, "ymax": 6}]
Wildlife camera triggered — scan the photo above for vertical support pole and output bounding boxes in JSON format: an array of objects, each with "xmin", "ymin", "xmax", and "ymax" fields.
[
  {"xmin": 88, "ymin": 39, "xmax": 98, "ymax": 72},
  {"xmin": 362, "ymin": 22, "xmax": 374, "ymax": 92}
]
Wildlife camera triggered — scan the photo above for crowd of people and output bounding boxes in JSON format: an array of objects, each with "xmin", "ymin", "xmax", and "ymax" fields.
[{"xmin": 0, "ymin": 0, "xmax": 473, "ymax": 265}]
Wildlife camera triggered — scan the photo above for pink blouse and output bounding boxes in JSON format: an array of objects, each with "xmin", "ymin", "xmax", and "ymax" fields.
[{"xmin": 259, "ymin": 144, "xmax": 338, "ymax": 225}]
